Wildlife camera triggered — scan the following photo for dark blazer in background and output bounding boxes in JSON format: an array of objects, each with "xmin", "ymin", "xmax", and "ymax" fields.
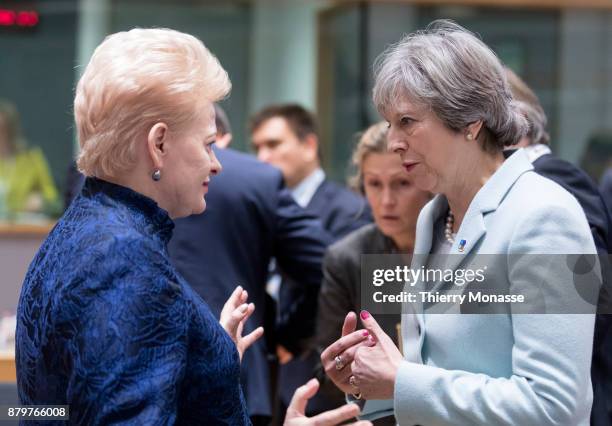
[
  {"xmin": 168, "ymin": 147, "xmax": 331, "ymax": 419},
  {"xmin": 532, "ymin": 153, "xmax": 610, "ymax": 254},
  {"xmin": 527, "ymin": 152, "xmax": 612, "ymax": 426},
  {"xmin": 277, "ymin": 178, "xmax": 372, "ymax": 417},
  {"xmin": 276, "ymin": 179, "xmax": 372, "ymax": 349},
  {"xmin": 600, "ymin": 168, "xmax": 612, "ymax": 222},
  {"xmin": 316, "ymin": 223, "xmax": 400, "ymax": 426}
]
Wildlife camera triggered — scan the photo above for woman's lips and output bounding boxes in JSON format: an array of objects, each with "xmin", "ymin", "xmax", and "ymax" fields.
[{"xmin": 403, "ymin": 162, "xmax": 418, "ymax": 173}]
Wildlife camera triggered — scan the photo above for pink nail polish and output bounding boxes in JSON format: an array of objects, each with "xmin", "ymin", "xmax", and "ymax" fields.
[
  {"xmin": 362, "ymin": 330, "xmax": 369, "ymax": 337},
  {"xmin": 360, "ymin": 310, "xmax": 370, "ymax": 320}
]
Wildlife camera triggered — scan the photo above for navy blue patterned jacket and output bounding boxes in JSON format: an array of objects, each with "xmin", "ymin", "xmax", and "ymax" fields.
[{"xmin": 16, "ymin": 177, "xmax": 250, "ymax": 425}]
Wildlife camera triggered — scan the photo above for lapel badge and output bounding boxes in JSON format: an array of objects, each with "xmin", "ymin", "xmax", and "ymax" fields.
[{"xmin": 458, "ymin": 239, "xmax": 467, "ymax": 252}]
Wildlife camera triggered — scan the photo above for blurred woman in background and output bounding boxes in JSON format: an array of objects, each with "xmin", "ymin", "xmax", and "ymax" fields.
[
  {"xmin": 316, "ymin": 122, "xmax": 430, "ymax": 424},
  {"xmin": 0, "ymin": 99, "xmax": 58, "ymax": 218}
]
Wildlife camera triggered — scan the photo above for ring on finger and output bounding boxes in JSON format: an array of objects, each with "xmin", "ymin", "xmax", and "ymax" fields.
[{"xmin": 334, "ymin": 355, "xmax": 345, "ymax": 371}]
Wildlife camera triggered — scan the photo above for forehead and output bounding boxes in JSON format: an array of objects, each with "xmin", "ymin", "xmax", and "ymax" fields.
[
  {"xmin": 252, "ymin": 116, "xmax": 293, "ymax": 141},
  {"xmin": 191, "ymin": 102, "xmax": 216, "ymax": 133},
  {"xmin": 363, "ymin": 152, "xmax": 403, "ymax": 171}
]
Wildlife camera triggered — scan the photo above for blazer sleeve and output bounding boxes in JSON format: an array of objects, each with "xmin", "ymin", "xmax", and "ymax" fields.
[
  {"xmin": 316, "ymin": 246, "xmax": 356, "ymax": 351},
  {"xmin": 393, "ymin": 205, "xmax": 597, "ymax": 425},
  {"xmin": 273, "ymin": 182, "xmax": 332, "ymax": 350}
]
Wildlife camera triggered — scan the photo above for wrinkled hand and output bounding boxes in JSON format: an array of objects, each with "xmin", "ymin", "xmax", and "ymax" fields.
[
  {"xmin": 321, "ymin": 312, "xmax": 375, "ymax": 395},
  {"xmin": 350, "ymin": 311, "xmax": 403, "ymax": 400},
  {"xmin": 220, "ymin": 286, "xmax": 264, "ymax": 361},
  {"xmin": 284, "ymin": 378, "xmax": 372, "ymax": 426}
]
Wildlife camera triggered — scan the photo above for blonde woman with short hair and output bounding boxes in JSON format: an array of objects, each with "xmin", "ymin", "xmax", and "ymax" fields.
[{"xmin": 15, "ymin": 28, "xmax": 369, "ymax": 426}]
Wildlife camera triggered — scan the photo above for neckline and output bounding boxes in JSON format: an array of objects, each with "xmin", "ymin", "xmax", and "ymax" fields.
[{"xmin": 82, "ymin": 177, "xmax": 174, "ymax": 242}]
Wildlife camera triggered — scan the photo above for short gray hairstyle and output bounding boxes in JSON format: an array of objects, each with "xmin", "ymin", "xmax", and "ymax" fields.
[
  {"xmin": 504, "ymin": 67, "xmax": 550, "ymax": 146},
  {"xmin": 373, "ymin": 20, "xmax": 527, "ymax": 152}
]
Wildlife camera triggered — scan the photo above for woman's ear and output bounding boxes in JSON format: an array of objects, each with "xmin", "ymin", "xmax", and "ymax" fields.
[
  {"xmin": 465, "ymin": 120, "xmax": 484, "ymax": 141},
  {"xmin": 147, "ymin": 122, "xmax": 168, "ymax": 169}
]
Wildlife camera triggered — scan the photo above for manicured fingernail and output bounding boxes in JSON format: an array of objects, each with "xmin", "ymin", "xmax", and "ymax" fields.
[
  {"xmin": 360, "ymin": 310, "xmax": 370, "ymax": 320},
  {"xmin": 362, "ymin": 330, "xmax": 369, "ymax": 337},
  {"xmin": 368, "ymin": 336, "xmax": 376, "ymax": 344}
]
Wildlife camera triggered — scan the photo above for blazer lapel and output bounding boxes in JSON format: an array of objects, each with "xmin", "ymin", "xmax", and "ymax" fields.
[
  {"xmin": 428, "ymin": 150, "xmax": 534, "ymax": 294},
  {"xmin": 403, "ymin": 150, "xmax": 535, "ymax": 357}
]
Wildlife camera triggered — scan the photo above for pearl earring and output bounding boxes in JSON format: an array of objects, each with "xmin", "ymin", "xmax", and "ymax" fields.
[
  {"xmin": 152, "ymin": 169, "xmax": 161, "ymax": 181},
  {"xmin": 466, "ymin": 133, "xmax": 474, "ymax": 141}
]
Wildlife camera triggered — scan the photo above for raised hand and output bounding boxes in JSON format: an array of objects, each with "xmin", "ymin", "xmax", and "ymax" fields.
[
  {"xmin": 320, "ymin": 312, "xmax": 375, "ymax": 394},
  {"xmin": 349, "ymin": 310, "xmax": 403, "ymax": 400},
  {"xmin": 219, "ymin": 285, "xmax": 264, "ymax": 361},
  {"xmin": 284, "ymin": 378, "xmax": 372, "ymax": 426}
]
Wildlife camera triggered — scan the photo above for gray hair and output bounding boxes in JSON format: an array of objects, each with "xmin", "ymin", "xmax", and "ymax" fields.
[
  {"xmin": 504, "ymin": 67, "xmax": 550, "ymax": 146},
  {"xmin": 373, "ymin": 20, "xmax": 527, "ymax": 152}
]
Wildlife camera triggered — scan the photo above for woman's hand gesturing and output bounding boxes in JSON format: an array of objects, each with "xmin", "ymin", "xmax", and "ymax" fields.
[
  {"xmin": 284, "ymin": 379, "xmax": 372, "ymax": 426},
  {"xmin": 349, "ymin": 311, "xmax": 404, "ymax": 400},
  {"xmin": 320, "ymin": 312, "xmax": 375, "ymax": 394},
  {"xmin": 220, "ymin": 286, "xmax": 264, "ymax": 361}
]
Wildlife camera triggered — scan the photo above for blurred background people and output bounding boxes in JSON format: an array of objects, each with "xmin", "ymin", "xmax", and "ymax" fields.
[
  {"xmin": 322, "ymin": 20, "xmax": 597, "ymax": 425},
  {"xmin": 168, "ymin": 104, "xmax": 331, "ymax": 425},
  {"xmin": 505, "ymin": 67, "xmax": 610, "ymax": 253},
  {"xmin": 316, "ymin": 122, "xmax": 431, "ymax": 425},
  {"xmin": 504, "ymin": 68, "xmax": 612, "ymax": 426},
  {"xmin": 250, "ymin": 104, "xmax": 370, "ymax": 237},
  {"xmin": 250, "ymin": 104, "xmax": 371, "ymax": 419},
  {"xmin": 0, "ymin": 100, "xmax": 59, "ymax": 219}
]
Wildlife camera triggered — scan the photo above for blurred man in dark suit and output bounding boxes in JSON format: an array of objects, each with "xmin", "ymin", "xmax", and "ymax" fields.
[
  {"xmin": 505, "ymin": 68, "xmax": 612, "ymax": 426},
  {"xmin": 250, "ymin": 104, "xmax": 371, "ymax": 419},
  {"xmin": 168, "ymin": 105, "xmax": 331, "ymax": 425}
]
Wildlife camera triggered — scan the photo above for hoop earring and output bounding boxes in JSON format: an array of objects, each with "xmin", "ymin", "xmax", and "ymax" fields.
[{"xmin": 152, "ymin": 169, "xmax": 161, "ymax": 181}]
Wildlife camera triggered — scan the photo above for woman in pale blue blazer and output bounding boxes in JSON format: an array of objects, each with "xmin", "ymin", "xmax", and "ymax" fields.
[{"xmin": 320, "ymin": 20, "xmax": 598, "ymax": 425}]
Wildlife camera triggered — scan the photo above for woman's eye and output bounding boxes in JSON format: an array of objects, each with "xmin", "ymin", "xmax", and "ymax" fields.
[
  {"xmin": 400, "ymin": 116, "xmax": 413, "ymax": 126},
  {"xmin": 399, "ymin": 180, "xmax": 410, "ymax": 187},
  {"xmin": 366, "ymin": 180, "xmax": 381, "ymax": 188}
]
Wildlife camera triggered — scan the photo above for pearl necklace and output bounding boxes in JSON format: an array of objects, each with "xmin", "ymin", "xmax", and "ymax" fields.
[{"xmin": 444, "ymin": 210, "xmax": 456, "ymax": 244}]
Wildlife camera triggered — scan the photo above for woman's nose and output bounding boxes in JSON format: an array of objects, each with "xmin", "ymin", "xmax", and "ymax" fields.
[
  {"xmin": 387, "ymin": 128, "xmax": 406, "ymax": 155},
  {"xmin": 210, "ymin": 152, "xmax": 222, "ymax": 175},
  {"xmin": 382, "ymin": 188, "xmax": 395, "ymax": 206}
]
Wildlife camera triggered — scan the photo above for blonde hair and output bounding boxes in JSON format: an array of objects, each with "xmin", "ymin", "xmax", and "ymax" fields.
[
  {"xmin": 349, "ymin": 122, "xmax": 389, "ymax": 194},
  {"xmin": 74, "ymin": 28, "xmax": 231, "ymax": 177}
]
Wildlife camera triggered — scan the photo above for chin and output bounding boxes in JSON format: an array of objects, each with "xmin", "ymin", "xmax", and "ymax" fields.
[
  {"xmin": 193, "ymin": 200, "xmax": 206, "ymax": 215},
  {"xmin": 377, "ymin": 224, "xmax": 395, "ymax": 238}
]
